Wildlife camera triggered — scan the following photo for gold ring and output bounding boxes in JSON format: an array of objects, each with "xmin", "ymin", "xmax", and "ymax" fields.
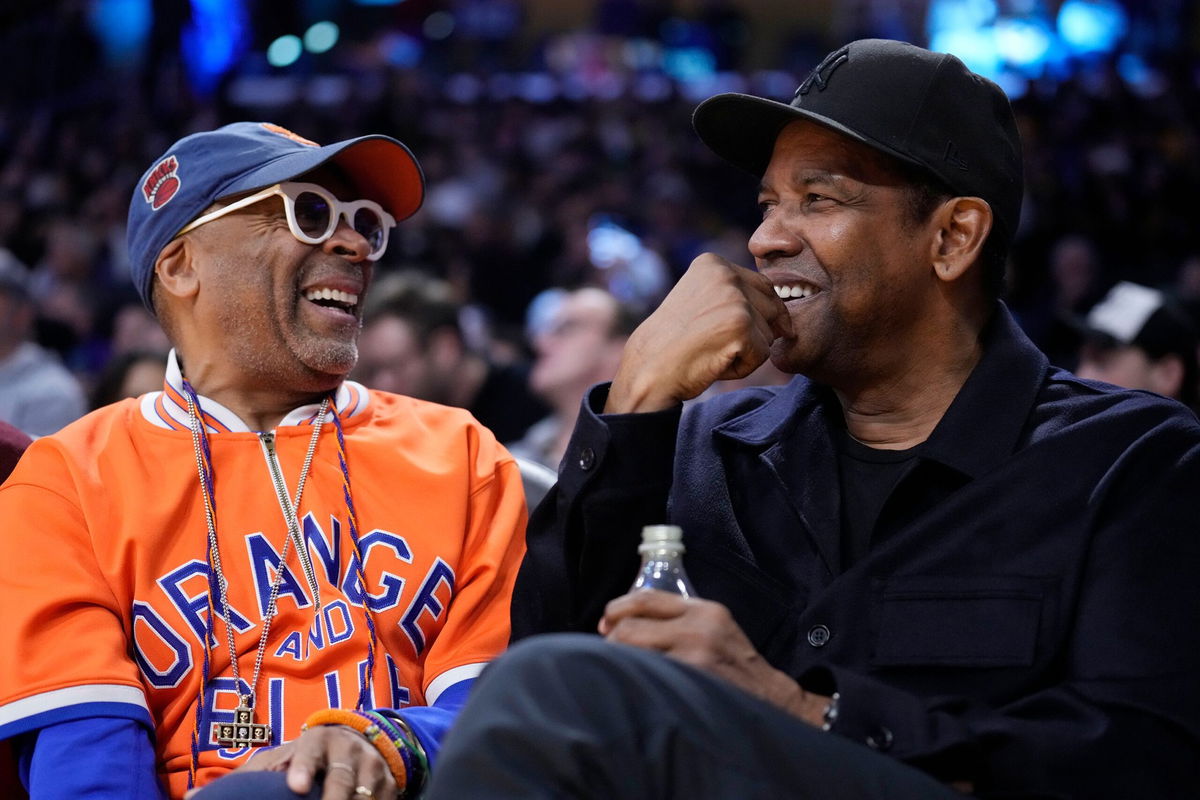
[
  {"xmin": 354, "ymin": 787, "xmax": 375, "ymax": 799},
  {"xmin": 326, "ymin": 761, "xmax": 355, "ymax": 776}
]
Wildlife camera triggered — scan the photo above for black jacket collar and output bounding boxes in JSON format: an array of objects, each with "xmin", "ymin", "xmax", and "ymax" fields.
[{"xmin": 713, "ymin": 303, "xmax": 1048, "ymax": 481}]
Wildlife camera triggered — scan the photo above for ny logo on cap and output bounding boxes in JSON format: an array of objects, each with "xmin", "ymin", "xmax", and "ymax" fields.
[{"xmin": 794, "ymin": 46, "xmax": 850, "ymax": 100}]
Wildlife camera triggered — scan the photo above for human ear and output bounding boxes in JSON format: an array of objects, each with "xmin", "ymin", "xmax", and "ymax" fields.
[
  {"xmin": 930, "ymin": 197, "xmax": 992, "ymax": 284},
  {"xmin": 154, "ymin": 237, "xmax": 200, "ymax": 302}
]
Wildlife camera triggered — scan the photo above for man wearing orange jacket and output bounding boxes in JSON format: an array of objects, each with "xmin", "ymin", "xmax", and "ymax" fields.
[{"xmin": 0, "ymin": 122, "xmax": 527, "ymax": 800}]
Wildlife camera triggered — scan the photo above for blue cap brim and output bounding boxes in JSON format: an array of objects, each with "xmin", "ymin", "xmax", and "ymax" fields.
[{"xmin": 214, "ymin": 134, "xmax": 424, "ymax": 221}]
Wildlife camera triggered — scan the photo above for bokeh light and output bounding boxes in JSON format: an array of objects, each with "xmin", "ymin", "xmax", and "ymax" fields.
[
  {"xmin": 304, "ymin": 22, "xmax": 340, "ymax": 54},
  {"xmin": 1058, "ymin": 0, "xmax": 1128, "ymax": 54},
  {"xmin": 267, "ymin": 35, "xmax": 303, "ymax": 68}
]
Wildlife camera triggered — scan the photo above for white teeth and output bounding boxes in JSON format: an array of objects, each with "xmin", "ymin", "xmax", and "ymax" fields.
[
  {"xmin": 774, "ymin": 284, "xmax": 816, "ymax": 299},
  {"xmin": 304, "ymin": 287, "xmax": 359, "ymax": 307}
]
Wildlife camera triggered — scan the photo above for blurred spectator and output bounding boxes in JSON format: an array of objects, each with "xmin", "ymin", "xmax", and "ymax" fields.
[
  {"xmin": 0, "ymin": 249, "xmax": 87, "ymax": 436},
  {"xmin": 89, "ymin": 349, "xmax": 168, "ymax": 410},
  {"xmin": 107, "ymin": 298, "xmax": 171, "ymax": 357},
  {"xmin": 354, "ymin": 271, "xmax": 548, "ymax": 442},
  {"xmin": 2, "ymin": 4, "xmax": 1200, "ymax": 426},
  {"xmin": 28, "ymin": 218, "xmax": 102, "ymax": 303},
  {"xmin": 1075, "ymin": 281, "xmax": 1199, "ymax": 414},
  {"xmin": 0, "ymin": 420, "xmax": 32, "ymax": 484},
  {"xmin": 1050, "ymin": 234, "xmax": 1105, "ymax": 316},
  {"xmin": 1030, "ymin": 233, "xmax": 1109, "ymax": 367},
  {"xmin": 507, "ymin": 287, "xmax": 638, "ymax": 470},
  {"xmin": 448, "ymin": 0, "xmax": 525, "ymax": 70}
]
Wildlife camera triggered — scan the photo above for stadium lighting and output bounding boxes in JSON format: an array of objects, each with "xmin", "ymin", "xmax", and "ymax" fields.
[
  {"xmin": 996, "ymin": 18, "xmax": 1053, "ymax": 68},
  {"xmin": 181, "ymin": 0, "xmax": 249, "ymax": 94},
  {"xmin": 424, "ymin": 12, "xmax": 456, "ymax": 41},
  {"xmin": 930, "ymin": 28, "xmax": 1001, "ymax": 79},
  {"xmin": 87, "ymin": 0, "xmax": 153, "ymax": 65},
  {"xmin": 1058, "ymin": 0, "xmax": 1128, "ymax": 54},
  {"xmin": 267, "ymin": 35, "xmax": 303, "ymax": 68},
  {"xmin": 304, "ymin": 21, "xmax": 340, "ymax": 54}
]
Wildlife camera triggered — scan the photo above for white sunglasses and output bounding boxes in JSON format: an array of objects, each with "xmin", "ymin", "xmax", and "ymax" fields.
[{"xmin": 177, "ymin": 181, "xmax": 397, "ymax": 260}]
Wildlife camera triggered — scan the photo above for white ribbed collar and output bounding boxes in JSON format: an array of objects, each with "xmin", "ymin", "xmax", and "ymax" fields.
[{"xmin": 139, "ymin": 349, "xmax": 370, "ymax": 433}]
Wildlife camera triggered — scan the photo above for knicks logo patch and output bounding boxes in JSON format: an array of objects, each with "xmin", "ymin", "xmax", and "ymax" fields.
[
  {"xmin": 142, "ymin": 155, "xmax": 181, "ymax": 210},
  {"xmin": 261, "ymin": 123, "xmax": 319, "ymax": 147}
]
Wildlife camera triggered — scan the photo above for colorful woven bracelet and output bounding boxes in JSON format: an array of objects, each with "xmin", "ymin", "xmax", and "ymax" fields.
[
  {"xmin": 361, "ymin": 709, "xmax": 403, "ymax": 741},
  {"xmin": 361, "ymin": 711, "xmax": 415, "ymax": 782},
  {"xmin": 366, "ymin": 708, "xmax": 429, "ymax": 793},
  {"xmin": 301, "ymin": 708, "xmax": 408, "ymax": 794},
  {"xmin": 383, "ymin": 711, "xmax": 430, "ymax": 793}
]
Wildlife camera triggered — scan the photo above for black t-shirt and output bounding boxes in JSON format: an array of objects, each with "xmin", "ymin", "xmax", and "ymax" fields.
[{"xmin": 836, "ymin": 430, "xmax": 921, "ymax": 569}]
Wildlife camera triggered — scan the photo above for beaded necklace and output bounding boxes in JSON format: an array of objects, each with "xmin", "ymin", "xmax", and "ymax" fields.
[{"xmin": 180, "ymin": 380, "xmax": 379, "ymax": 788}]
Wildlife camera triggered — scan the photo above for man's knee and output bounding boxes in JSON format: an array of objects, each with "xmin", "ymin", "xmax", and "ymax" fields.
[
  {"xmin": 465, "ymin": 632, "xmax": 681, "ymax": 733},
  {"xmin": 477, "ymin": 633, "xmax": 627, "ymax": 698},
  {"xmin": 190, "ymin": 770, "xmax": 320, "ymax": 799}
]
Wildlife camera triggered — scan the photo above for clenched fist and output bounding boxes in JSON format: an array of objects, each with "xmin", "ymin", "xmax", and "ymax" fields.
[{"xmin": 605, "ymin": 254, "xmax": 794, "ymax": 414}]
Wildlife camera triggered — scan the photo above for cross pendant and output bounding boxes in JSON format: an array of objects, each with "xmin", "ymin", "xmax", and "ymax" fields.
[{"xmin": 211, "ymin": 698, "xmax": 271, "ymax": 748}]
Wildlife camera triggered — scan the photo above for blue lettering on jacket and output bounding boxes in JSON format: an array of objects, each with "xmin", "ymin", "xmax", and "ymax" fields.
[
  {"xmin": 158, "ymin": 560, "xmax": 253, "ymax": 643},
  {"xmin": 302, "ymin": 513, "xmax": 342, "ymax": 586},
  {"xmin": 246, "ymin": 532, "xmax": 312, "ymax": 616},
  {"xmin": 359, "ymin": 530, "xmax": 412, "ymax": 612},
  {"xmin": 131, "ymin": 601, "xmax": 193, "ymax": 689},
  {"xmin": 273, "ymin": 600, "xmax": 356, "ymax": 661},
  {"xmin": 339, "ymin": 530, "xmax": 411, "ymax": 612},
  {"xmin": 324, "ymin": 671, "xmax": 341, "ymax": 708},
  {"xmin": 141, "ymin": 525, "xmax": 444, "ymax": 693},
  {"xmin": 385, "ymin": 654, "xmax": 411, "ymax": 707},
  {"xmin": 400, "ymin": 558, "xmax": 455, "ymax": 655}
]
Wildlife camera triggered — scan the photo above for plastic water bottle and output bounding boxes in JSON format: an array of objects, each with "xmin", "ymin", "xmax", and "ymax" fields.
[{"xmin": 630, "ymin": 524, "xmax": 696, "ymax": 597}]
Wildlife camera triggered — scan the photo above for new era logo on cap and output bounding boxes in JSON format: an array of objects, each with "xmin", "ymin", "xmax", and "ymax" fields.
[
  {"xmin": 943, "ymin": 141, "xmax": 968, "ymax": 171},
  {"xmin": 142, "ymin": 156, "xmax": 181, "ymax": 211}
]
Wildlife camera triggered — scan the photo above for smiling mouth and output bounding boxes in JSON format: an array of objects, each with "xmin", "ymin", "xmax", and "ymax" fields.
[
  {"xmin": 773, "ymin": 282, "xmax": 819, "ymax": 301},
  {"xmin": 303, "ymin": 287, "xmax": 360, "ymax": 316}
]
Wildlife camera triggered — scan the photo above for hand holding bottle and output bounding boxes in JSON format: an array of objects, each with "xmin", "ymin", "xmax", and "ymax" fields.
[
  {"xmin": 602, "ymin": 525, "xmax": 830, "ymax": 725},
  {"xmin": 600, "ymin": 590, "xmax": 829, "ymax": 725}
]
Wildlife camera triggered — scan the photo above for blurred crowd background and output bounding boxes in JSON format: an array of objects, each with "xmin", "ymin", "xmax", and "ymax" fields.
[{"xmin": 2, "ymin": 0, "xmax": 1199, "ymax": 448}]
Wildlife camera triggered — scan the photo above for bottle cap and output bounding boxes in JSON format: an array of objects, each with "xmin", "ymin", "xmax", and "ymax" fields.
[{"xmin": 639, "ymin": 524, "xmax": 685, "ymax": 554}]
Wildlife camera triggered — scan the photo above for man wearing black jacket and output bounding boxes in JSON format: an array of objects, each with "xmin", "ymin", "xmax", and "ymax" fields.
[{"xmin": 425, "ymin": 39, "xmax": 1200, "ymax": 799}]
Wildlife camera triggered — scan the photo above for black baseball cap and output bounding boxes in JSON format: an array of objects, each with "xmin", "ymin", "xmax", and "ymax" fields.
[{"xmin": 692, "ymin": 38, "xmax": 1024, "ymax": 247}]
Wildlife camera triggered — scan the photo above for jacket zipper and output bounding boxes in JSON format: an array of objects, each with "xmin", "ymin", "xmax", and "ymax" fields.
[{"xmin": 258, "ymin": 431, "xmax": 322, "ymax": 610}]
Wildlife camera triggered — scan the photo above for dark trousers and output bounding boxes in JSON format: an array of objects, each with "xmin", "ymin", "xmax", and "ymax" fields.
[
  {"xmin": 189, "ymin": 771, "xmax": 320, "ymax": 799},
  {"xmin": 423, "ymin": 633, "xmax": 965, "ymax": 799}
]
